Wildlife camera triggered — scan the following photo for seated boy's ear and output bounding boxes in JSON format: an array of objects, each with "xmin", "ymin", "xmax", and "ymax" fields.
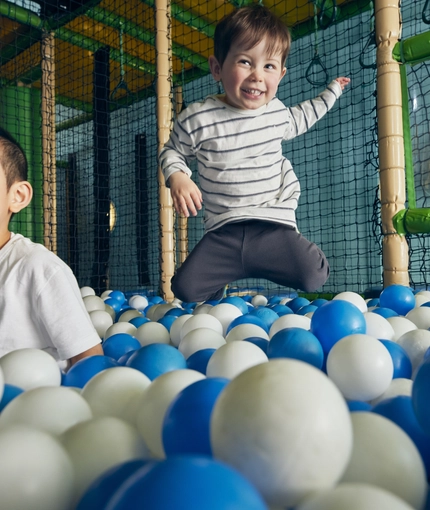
[{"xmin": 9, "ymin": 181, "xmax": 33, "ymax": 214}]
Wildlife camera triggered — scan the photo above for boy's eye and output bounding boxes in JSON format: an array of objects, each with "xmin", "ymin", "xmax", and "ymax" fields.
[
  {"xmin": 239, "ymin": 59, "xmax": 250, "ymax": 65},
  {"xmin": 266, "ymin": 64, "xmax": 276, "ymax": 70}
]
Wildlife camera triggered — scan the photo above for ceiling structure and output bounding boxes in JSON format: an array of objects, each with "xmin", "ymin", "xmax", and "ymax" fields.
[{"xmin": 0, "ymin": 0, "xmax": 369, "ymax": 115}]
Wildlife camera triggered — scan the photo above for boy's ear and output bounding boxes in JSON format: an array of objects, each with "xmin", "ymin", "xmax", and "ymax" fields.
[
  {"xmin": 9, "ymin": 181, "xmax": 33, "ymax": 214},
  {"xmin": 209, "ymin": 55, "xmax": 222, "ymax": 82},
  {"xmin": 279, "ymin": 67, "xmax": 287, "ymax": 82}
]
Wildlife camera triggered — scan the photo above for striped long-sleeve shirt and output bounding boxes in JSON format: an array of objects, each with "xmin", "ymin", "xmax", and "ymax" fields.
[{"xmin": 160, "ymin": 79, "xmax": 342, "ymax": 233}]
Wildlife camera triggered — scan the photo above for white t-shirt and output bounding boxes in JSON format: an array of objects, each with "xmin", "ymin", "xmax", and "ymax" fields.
[{"xmin": 0, "ymin": 233, "xmax": 101, "ymax": 362}]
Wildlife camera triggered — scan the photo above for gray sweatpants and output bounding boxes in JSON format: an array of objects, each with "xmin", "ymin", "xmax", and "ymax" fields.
[{"xmin": 171, "ymin": 220, "xmax": 329, "ymax": 303}]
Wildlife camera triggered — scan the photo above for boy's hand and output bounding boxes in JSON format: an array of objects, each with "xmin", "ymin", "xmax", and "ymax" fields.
[
  {"xmin": 168, "ymin": 171, "xmax": 203, "ymax": 217},
  {"xmin": 335, "ymin": 77, "xmax": 351, "ymax": 90}
]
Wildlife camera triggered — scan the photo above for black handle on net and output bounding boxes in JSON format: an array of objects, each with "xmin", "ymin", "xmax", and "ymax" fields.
[
  {"xmin": 359, "ymin": 31, "xmax": 377, "ymax": 69},
  {"xmin": 317, "ymin": 0, "xmax": 338, "ymax": 30},
  {"xmin": 423, "ymin": 0, "xmax": 430, "ymax": 24},
  {"xmin": 305, "ymin": 52, "xmax": 329, "ymax": 86}
]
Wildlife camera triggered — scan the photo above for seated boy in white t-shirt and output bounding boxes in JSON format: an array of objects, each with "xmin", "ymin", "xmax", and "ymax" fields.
[{"xmin": 0, "ymin": 127, "xmax": 103, "ymax": 368}]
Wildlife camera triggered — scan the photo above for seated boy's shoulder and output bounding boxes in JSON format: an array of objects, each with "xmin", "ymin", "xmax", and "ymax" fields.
[{"xmin": 12, "ymin": 235, "xmax": 65, "ymax": 269}]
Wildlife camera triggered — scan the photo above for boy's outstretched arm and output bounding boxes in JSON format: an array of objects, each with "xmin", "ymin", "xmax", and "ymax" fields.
[
  {"xmin": 335, "ymin": 77, "xmax": 351, "ymax": 90},
  {"xmin": 168, "ymin": 171, "xmax": 203, "ymax": 218}
]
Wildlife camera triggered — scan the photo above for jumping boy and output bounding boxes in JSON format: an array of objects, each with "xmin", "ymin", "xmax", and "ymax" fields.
[
  {"xmin": 0, "ymin": 128, "xmax": 103, "ymax": 368},
  {"xmin": 160, "ymin": 4, "xmax": 350, "ymax": 303}
]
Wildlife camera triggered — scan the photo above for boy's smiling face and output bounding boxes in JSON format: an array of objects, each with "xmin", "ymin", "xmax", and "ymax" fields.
[{"xmin": 209, "ymin": 37, "xmax": 286, "ymax": 110}]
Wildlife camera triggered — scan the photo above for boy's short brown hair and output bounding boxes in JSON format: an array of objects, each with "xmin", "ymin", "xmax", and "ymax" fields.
[
  {"xmin": 214, "ymin": 4, "xmax": 292, "ymax": 68},
  {"xmin": 0, "ymin": 128, "xmax": 28, "ymax": 190}
]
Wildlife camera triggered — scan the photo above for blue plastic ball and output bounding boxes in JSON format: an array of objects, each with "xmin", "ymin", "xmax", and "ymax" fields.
[
  {"xmin": 186, "ymin": 349, "xmax": 216, "ymax": 374},
  {"xmin": 104, "ymin": 298, "xmax": 122, "ymax": 313},
  {"xmin": 244, "ymin": 337, "xmax": 269, "ymax": 354},
  {"xmin": 117, "ymin": 350, "xmax": 138, "ymax": 366},
  {"xmin": 162, "ymin": 378, "xmax": 229, "ymax": 456},
  {"xmin": 288, "ymin": 297, "xmax": 311, "ymax": 313},
  {"xmin": 226, "ymin": 314, "xmax": 269, "ymax": 335},
  {"xmin": 157, "ymin": 315, "xmax": 177, "ymax": 332},
  {"xmin": 148, "ymin": 296, "xmax": 165, "ymax": 305},
  {"xmin": 62, "ymin": 355, "xmax": 119, "ymax": 388},
  {"xmin": 366, "ymin": 298, "xmax": 380, "ymax": 307},
  {"xmin": 0, "ymin": 384, "xmax": 24, "ymax": 412},
  {"xmin": 105, "ymin": 456, "xmax": 268, "ymax": 510},
  {"xmin": 296, "ymin": 304, "xmax": 318, "ymax": 316},
  {"xmin": 412, "ymin": 358, "xmax": 430, "ymax": 435},
  {"xmin": 76, "ymin": 460, "xmax": 153, "ymax": 510},
  {"xmin": 373, "ymin": 396, "xmax": 430, "ymax": 479},
  {"xmin": 311, "ymin": 298, "xmax": 328, "ymax": 308},
  {"xmin": 129, "ymin": 317, "xmax": 150, "ymax": 328},
  {"xmin": 310, "ymin": 300, "xmax": 366, "ymax": 353},
  {"xmin": 109, "ymin": 290, "xmax": 126, "ymax": 304},
  {"xmin": 220, "ymin": 296, "xmax": 249, "ymax": 314},
  {"xmin": 267, "ymin": 327, "xmax": 324, "ymax": 369},
  {"xmin": 371, "ymin": 307, "xmax": 398, "ymax": 318},
  {"xmin": 379, "ymin": 284, "xmax": 415, "ymax": 316},
  {"xmin": 248, "ymin": 307, "xmax": 279, "ymax": 330},
  {"xmin": 379, "ymin": 340, "xmax": 412, "ymax": 379},
  {"xmin": 61, "ymin": 355, "xmax": 119, "ymax": 388},
  {"xmin": 102, "ymin": 333, "xmax": 141, "ymax": 361},
  {"xmin": 347, "ymin": 400, "xmax": 372, "ymax": 412},
  {"xmin": 270, "ymin": 304, "xmax": 293, "ymax": 316},
  {"xmin": 126, "ymin": 344, "xmax": 187, "ymax": 380},
  {"xmin": 164, "ymin": 308, "xmax": 188, "ymax": 317}
]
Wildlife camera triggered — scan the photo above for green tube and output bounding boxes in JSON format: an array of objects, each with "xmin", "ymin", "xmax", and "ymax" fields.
[
  {"xmin": 393, "ymin": 208, "xmax": 430, "ymax": 235},
  {"xmin": 0, "ymin": 87, "xmax": 43, "ymax": 242},
  {"xmin": 393, "ymin": 31, "xmax": 430, "ymax": 66}
]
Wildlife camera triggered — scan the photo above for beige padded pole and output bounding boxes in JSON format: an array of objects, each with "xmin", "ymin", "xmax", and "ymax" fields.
[
  {"xmin": 174, "ymin": 86, "xmax": 189, "ymax": 265},
  {"xmin": 156, "ymin": 0, "xmax": 175, "ymax": 301},
  {"xmin": 41, "ymin": 31, "xmax": 57, "ymax": 253},
  {"xmin": 375, "ymin": 0, "xmax": 409, "ymax": 286}
]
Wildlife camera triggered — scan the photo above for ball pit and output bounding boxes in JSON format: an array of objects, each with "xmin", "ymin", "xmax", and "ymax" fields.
[{"xmin": 1, "ymin": 284, "xmax": 430, "ymax": 508}]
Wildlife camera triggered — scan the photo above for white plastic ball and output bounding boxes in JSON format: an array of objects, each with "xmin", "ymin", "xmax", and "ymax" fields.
[
  {"xmin": 334, "ymin": 292, "xmax": 368, "ymax": 313},
  {"xmin": 0, "ymin": 425, "xmax": 74, "ymax": 510},
  {"xmin": 406, "ymin": 306, "xmax": 430, "ymax": 329},
  {"xmin": 104, "ymin": 303, "xmax": 116, "ymax": 321},
  {"xmin": 269, "ymin": 314, "xmax": 311, "ymax": 338},
  {"xmin": 193, "ymin": 303, "xmax": 214, "ymax": 314},
  {"xmin": 104, "ymin": 322, "xmax": 137, "ymax": 339},
  {"xmin": 146, "ymin": 303, "xmax": 178, "ymax": 322},
  {"xmin": 117, "ymin": 309, "xmax": 143, "ymax": 323},
  {"xmin": 225, "ymin": 323, "xmax": 269, "ymax": 342},
  {"xmin": 252, "ymin": 294, "xmax": 268, "ymax": 307},
  {"xmin": 397, "ymin": 329, "xmax": 430, "ymax": 374},
  {"xmin": 135, "ymin": 321, "xmax": 170, "ymax": 346},
  {"xmin": 206, "ymin": 341, "xmax": 268, "ymax": 379},
  {"xmin": 180, "ymin": 313, "xmax": 223, "ymax": 342},
  {"xmin": 169, "ymin": 314, "xmax": 193, "ymax": 347},
  {"xmin": 296, "ymin": 483, "xmax": 415, "ymax": 510},
  {"xmin": 326, "ymin": 334, "xmax": 393, "ymax": 401},
  {"xmin": 178, "ymin": 328, "xmax": 226, "ymax": 359},
  {"xmin": 0, "ymin": 386, "xmax": 92, "ymax": 435},
  {"xmin": 83, "ymin": 294, "xmax": 105, "ymax": 312},
  {"xmin": 80, "ymin": 286, "xmax": 96, "ymax": 298},
  {"xmin": 100, "ymin": 289, "xmax": 112, "ymax": 299},
  {"xmin": 386, "ymin": 317, "xmax": 417, "ymax": 341},
  {"xmin": 135, "ymin": 369, "xmax": 205, "ymax": 458},
  {"xmin": 89, "ymin": 309, "xmax": 114, "ymax": 338},
  {"xmin": 340, "ymin": 412, "xmax": 427, "ymax": 509},
  {"xmin": 0, "ymin": 348, "xmax": 61, "ymax": 390},
  {"xmin": 414, "ymin": 294, "xmax": 430, "ymax": 307},
  {"xmin": 370, "ymin": 378, "xmax": 413, "ymax": 406},
  {"xmin": 208, "ymin": 303, "xmax": 243, "ymax": 336},
  {"xmin": 364, "ymin": 312, "xmax": 395, "ymax": 340},
  {"xmin": 61, "ymin": 416, "xmax": 149, "ymax": 505},
  {"xmin": 128, "ymin": 294, "xmax": 149, "ymax": 310},
  {"xmin": 210, "ymin": 359, "xmax": 353, "ymax": 508},
  {"xmin": 81, "ymin": 366, "xmax": 151, "ymax": 424}
]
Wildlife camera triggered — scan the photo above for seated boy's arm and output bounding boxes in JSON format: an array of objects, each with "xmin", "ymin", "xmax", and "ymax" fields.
[
  {"xmin": 67, "ymin": 343, "xmax": 104, "ymax": 369},
  {"xmin": 169, "ymin": 171, "xmax": 203, "ymax": 218}
]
